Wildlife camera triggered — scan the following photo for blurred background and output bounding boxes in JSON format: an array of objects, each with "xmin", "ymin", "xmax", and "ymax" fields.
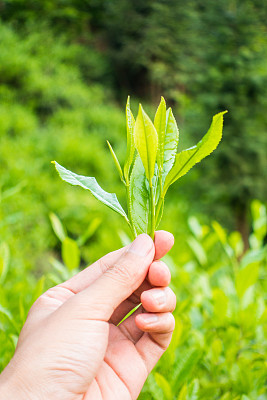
[{"xmin": 0, "ymin": 1, "xmax": 266, "ymax": 399}]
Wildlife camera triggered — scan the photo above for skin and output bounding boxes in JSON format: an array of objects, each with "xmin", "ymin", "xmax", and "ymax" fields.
[{"xmin": 0, "ymin": 231, "xmax": 176, "ymax": 400}]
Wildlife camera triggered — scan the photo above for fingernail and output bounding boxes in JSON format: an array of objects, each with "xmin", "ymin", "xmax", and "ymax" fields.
[
  {"xmin": 128, "ymin": 234, "xmax": 153, "ymax": 257},
  {"xmin": 151, "ymin": 290, "xmax": 166, "ymax": 306},
  {"xmin": 143, "ymin": 314, "xmax": 158, "ymax": 325}
]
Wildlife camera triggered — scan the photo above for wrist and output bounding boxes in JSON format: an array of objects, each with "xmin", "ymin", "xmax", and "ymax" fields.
[{"xmin": 0, "ymin": 359, "xmax": 31, "ymax": 400}]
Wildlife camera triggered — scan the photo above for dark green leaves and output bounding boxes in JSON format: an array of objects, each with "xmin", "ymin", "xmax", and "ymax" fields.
[{"xmin": 53, "ymin": 98, "xmax": 226, "ymax": 238}]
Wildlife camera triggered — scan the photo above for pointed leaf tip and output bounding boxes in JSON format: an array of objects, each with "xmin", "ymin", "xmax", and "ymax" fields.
[
  {"xmin": 134, "ymin": 104, "xmax": 158, "ymax": 183},
  {"xmin": 107, "ymin": 140, "xmax": 124, "ymax": 181},
  {"xmin": 163, "ymin": 110, "xmax": 226, "ymax": 193}
]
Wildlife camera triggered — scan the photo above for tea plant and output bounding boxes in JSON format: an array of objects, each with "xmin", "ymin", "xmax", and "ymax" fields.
[{"xmin": 52, "ymin": 97, "xmax": 227, "ymax": 238}]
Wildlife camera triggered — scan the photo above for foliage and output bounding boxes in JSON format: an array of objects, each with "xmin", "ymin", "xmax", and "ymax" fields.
[
  {"xmin": 0, "ymin": 5, "xmax": 266, "ymax": 400},
  {"xmin": 1, "ymin": 197, "xmax": 266, "ymax": 399},
  {"xmin": 140, "ymin": 199, "xmax": 267, "ymax": 399},
  {"xmin": 86, "ymin": 0, "xmax": 267, "ymax": 236},
  {"xmin": 53, "ymin": 98, "xmax": 226, "ymax": 238}
]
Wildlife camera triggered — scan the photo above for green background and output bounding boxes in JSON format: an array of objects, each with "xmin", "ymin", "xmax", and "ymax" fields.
[{"xmin": 0, "ymin": 1, "xmax": 266, "ymax": 398}]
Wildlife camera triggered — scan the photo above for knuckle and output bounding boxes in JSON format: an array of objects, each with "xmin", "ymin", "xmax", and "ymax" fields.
[{"xmin": 106, "ymin": 257, "xmax": 136, "ymax": 286}]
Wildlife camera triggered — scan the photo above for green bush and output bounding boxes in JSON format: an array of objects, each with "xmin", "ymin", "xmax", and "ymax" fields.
[{"xmin": 0, "ymin": 20, "xmax": 266, "ymax": 400}]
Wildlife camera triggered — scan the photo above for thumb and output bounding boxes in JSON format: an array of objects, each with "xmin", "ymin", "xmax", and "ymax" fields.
[{"xmin": 63, "ymin": 234, "xmax": 154, "ymax": 321}]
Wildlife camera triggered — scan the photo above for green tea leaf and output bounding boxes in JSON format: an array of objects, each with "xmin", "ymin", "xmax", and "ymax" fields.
[
  {"xmin": 134, "ymin": 104, "xmax": 158, "ymax": 183},
  {"xmin": 177, "ymin": 385, "xmax": 187, "ymax": 400},
  {"xmin": 0, "ymin": 242, "xmax": 9, "ymax": 284},
  {"xmin": 155, "ymin": 197, "xmax": 164, "ymax": 229},
  {"xmin": 213, "ymin": 288, "xmax": 228, "ymax": 324},
  {"xmin": 172, "ymin": 348, "xmax": 201, "ymax": 388},
  {"xmin": 107, "ymin": 140, "xmax": 124, "ymax": 182},
  {"xmin": 77, "ymin": 217, "xmax": 101, "ymax": 247},
  {"xmin": 154, "ymin": 372, "xmax": 173, "ymax": 400},
  {"xmin": 162, "ymin": 107, "xmax": 179, "ymax": 182},
  {"xmin": 236, "ymin": 262, "xmax": 259, "ymax": 298},
  {"xmin": 129, "ymin": 155, "xmax": 150, "ymax": 235},
  {"xmin": 154, "ymin": 96, "xmax": 166, "ymax": 172},
  {"xmin": 188, "ymin": 379, "xmax": 199, "ymax": 400},
  {"xmin": 163, "ymin": 111, "xmax": 227, "ymax": 194},
  {"xmin": 62, "ymin": 237, "xmax": 80, "ymax": 271},
  {"xmin": 49, "ymin": 212, "xmax": 67, "ymax": 242},
  {"xmin": 52, "ymin": 161, "xmax": 128, "ymax": 221},
  {"xmin": 124, "ymin": 96, "xmax": 135, "ymax": 182},
  {"xmin": 32, "ymin": 276, "xmax": 45, "ymax": 303}
]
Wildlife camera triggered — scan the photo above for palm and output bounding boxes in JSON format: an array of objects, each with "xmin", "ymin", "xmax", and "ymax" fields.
[
  {"xmin": 16, "ymin": 232, "xmax": 175, "ymax": 400},
  {"xmin": 84, "ymin": 285, "xmax": 153, "ymax": 399}
]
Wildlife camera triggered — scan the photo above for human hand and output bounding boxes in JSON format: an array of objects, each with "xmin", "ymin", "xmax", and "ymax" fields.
[{"xmin": 0, "ymin": 231, "xmax": 176, "ymax": 400}]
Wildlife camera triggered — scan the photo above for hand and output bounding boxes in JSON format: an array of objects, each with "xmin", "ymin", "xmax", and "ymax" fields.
[{"xmin": 0, "ymin": 232, "xmax": 176, "ymax": 400}]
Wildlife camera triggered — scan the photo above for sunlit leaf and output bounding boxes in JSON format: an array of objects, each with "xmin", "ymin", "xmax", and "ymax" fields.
[
  {"xmin": 162, "ymin": 107, "xmax": 179, "ymax": 182},
  {"xmin": 134, "ymin": 104, "xmax": 158, "ymax": 183},
  {"xmin": 163, "ymin": 111, "xmax": 227, "ymax": 194},
  {"xmin": 188, "ymin": 379, "xmax": 199, "ymax": 400},
  {"xmin": 155, "ymin": 372, "xmax": 173, "ymax": 400},
  {"xmin": 49, "ymin": 212, "xmax": 67, "ymax": 242},
  {"xmin": 62, "ymin": 237, "xmax": 80, "ymax": 271},
  {"xmin": 172, "ymin": 348, "xmax": 201, "ymax": 388},
  {"xmin": 107, "ymin": 140, "xmax": 124, "ymax": 182},
  {"xmin": 0, "ymin": 242, "xmax": 9, "ymax": 284},
  {"xmin": 129, "ymin": 155, "xmax": 150, "ymax": 235},
  {"xmin": 154, "ymin": 96, "xmax": 166, "ymax": 172},
  {"xmin": 124, "ymin": 96, "xmax": 135, "ymax": 182},
  {"xmin": 236, "ymin": 262, "xmax": 260, "ymax": 298},
  {"xmin": 52, "ymin": 161, "xmax": 128, "ymax": 221}
]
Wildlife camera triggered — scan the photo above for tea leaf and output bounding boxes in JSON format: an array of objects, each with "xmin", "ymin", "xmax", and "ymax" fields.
[
  {"xmin": 62, "ymin": 237, "xmax": 80, "ymax": 271},
  {"xmin": 134, "ymin": 104, "xmax": 158, "ymax": 183},
  {"xmin": 188, "ymin": 379, "xmax": 199, "ymax": 400},
  {"xmin": 163, "ymin": 111, "xmax": 227, "ymax": 194},
  {"xmin": 155, "ymin": 197, "xmax": 164, "ymax": 229},
  {"xmin": 49, "ymin": 212, "xmax": 67, "ymax": 242},
  {"xmin": 172, "ymin": 348, "xmax": 201, "ymax": 388},
  {"xmin": 107, "ymin": 140, "xmax": 124, "ymax": 183},
  {"xmin": 129, "ymin": 155, "xmax": 150, "ymax": 235},
  {"xmin": 52, "ymin": 161, "xmax": 128, "ymax": 221},
  {"xmin": 162, "ymin": 107, "xmax": 179, "ymax": 182},
  {"xmin": 124, "ymin": 96, "xmax": 135, "ymax": 182},
  {"xmin": 236, "ymin": 262, "xmax": 259, "ymax": 298},
  {"xmin": 177, "ymin": 384, "xmax": 187, "ymax": 400},
  {"xmin": 0, "ymin": 242, "xmax": 9, "ymax": 284},
  {"xmin": 155, "ymin": 372, "xmax": 173, "ymax": 400},
  {"xmin": 154, "ymin": 96, "xmax": 167, "ymax": 172}
]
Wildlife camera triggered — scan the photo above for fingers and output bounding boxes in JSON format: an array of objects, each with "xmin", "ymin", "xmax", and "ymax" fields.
[
  {"xmin": 134, "ymin": 285, "xmax": 176, "ymax": 373},
  {"xmin": 140, "ymin": 287, "xmax": 176, "ymax": 313},
  {"xmin": 154, "ymin": 230, "xmax": 174, "ymax": 260},
  {"xmin": 135, "ymin": 312, "xmax": 175, "ymax": 336},
  {"xmin": 135, "ymin": 313, "xmax": 175, "ymax": 373},
  {"xmin": 147, "ymin": 260, "xmax": 171, "ymax": 287},
  {"xmin": 59, "ymin": 234, "xmax": 155, "ymax": 321},
  {"xmin": 109, "ymin": 260, "xmax": 171, "ymax": 326},
  {"xmin": 58, "ymin": 230, "xmax": 174, "ymax": 296}
]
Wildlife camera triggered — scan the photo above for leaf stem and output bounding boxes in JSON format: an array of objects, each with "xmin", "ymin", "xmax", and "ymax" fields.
[
  {"xmin": 125, "ymin": 180, "xmax": 136, "ymax": 238},
  {"xmin": 149, "ymin": 181, "xmax": 155, "ymax": 240},
  {"xmin": 155, "ymin": 195, "xmax": 164, "ymax": 225}
]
